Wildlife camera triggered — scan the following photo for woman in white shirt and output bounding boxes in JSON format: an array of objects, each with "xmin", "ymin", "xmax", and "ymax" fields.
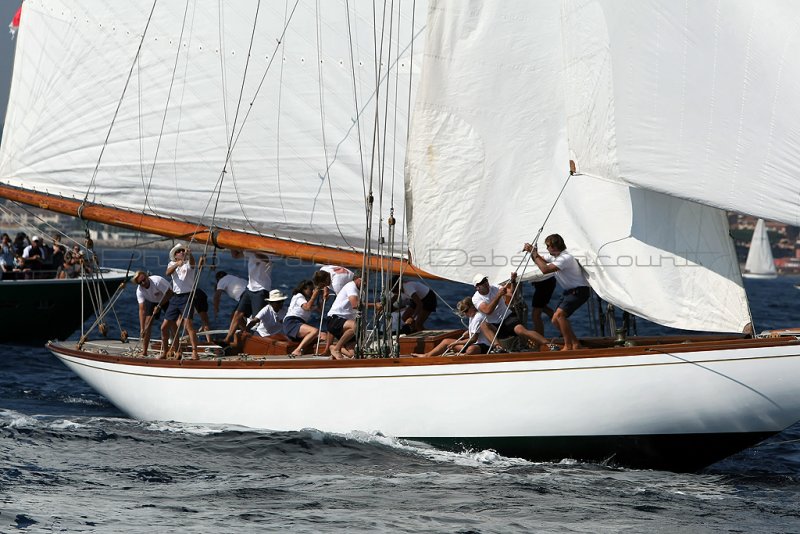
[
  {"xmin": 412, "ymin": 298, "xmax": 497, "ymax": 357},
  {"xmin": 283, "ymin": 280, "xmax": 323, "ymax": 356}
]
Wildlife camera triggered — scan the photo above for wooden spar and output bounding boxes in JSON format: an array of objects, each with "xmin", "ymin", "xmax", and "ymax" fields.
[{"xmin": 0, "ymin": 184, "xmax": 438, "ymax": 279}]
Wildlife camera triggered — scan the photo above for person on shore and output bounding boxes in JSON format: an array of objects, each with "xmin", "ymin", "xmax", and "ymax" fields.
[
  {"xmin": 133, "ymin": 270, "xmax": 172, "ymax": 357},
  {"xmin": 223, "ymin": 250, "xmax": 272, "ymax": 345},
  {"xmin": 0, "ymin": 233, "xmax": 14, "ymax": 278},
  {"xmin": 162, "ymin": 243, "xmax": 202, "ymax": 360},
  {"xmin": 12, "ymin": 232, "xmax": 28, "ymax": 256},
  {"xmin": 524, "ymin": 234, "xmax": 590, "ymax": 351},
  {"xmin": 413, "ymin": 297, "xmax": 496, "ymax": 357},
  {"xmin": 283, "ymin": 280, "xmax": 323, "ymax": 357},
  {"xmin": 391, "ymin": 276, "xmax": 437, "ymax": 332},
  {"xmin": 22, "ymin": 236, "xmax": 46, "ymax": 273},
  {"xmin": 472, "ymin": 273, "xmax": 547, "ymax": 350}
]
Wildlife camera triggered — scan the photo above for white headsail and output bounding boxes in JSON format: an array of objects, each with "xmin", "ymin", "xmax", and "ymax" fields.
[
  {"xmin": 562, "ymin": 0, "xmax": 800, "ymax": 227},
  {"xmin": 406, "ymin": 1, "xmax": 751, "ymax": 332},
  {"xmin": 0, "ymin": 0, "xmax": 425, "ymax": 253}
]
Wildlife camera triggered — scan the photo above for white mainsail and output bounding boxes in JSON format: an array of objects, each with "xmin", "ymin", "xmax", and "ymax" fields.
[
  {"xmin": 0, "ymin": 0, "xmax": 425, "ymax": 253},
  {"xmin": 406, "ymin": 1, "xmax": 751, "ymax": 332},
  {"xmin": 743, "ymin": 218, "xmax": 777, "ymax": 279}
]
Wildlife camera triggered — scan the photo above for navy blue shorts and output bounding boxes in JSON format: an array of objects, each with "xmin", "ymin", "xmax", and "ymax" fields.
[
  {"xmin": 143, "ymin": 299, "xmax": 164, "ymax": 321},
  {"xmin": 531, "ymin": 277, "xmax": 556, "ymax": 308},
  {"xmin": 193, "ymin": 288, "xmax": 209, "ymax": 313},
  {"xmin": 408, "ymin": 290, "xmax": 437, "ymax": 312},
  {"xmin": 236, "ymin": 289, "xmax": 267, "ymax": 317},
  {"xmin": 474, "ymin": 343, "xmax": 490, "ymax": 354},
  {"xmin": 490, "ymin": 312, "xmax": 520, "ymax": 339},
  {"xmin": 165, "ymin": 293, "xmax": 194, "ymax": 321},
  {"xmin": 558, "ymin": 286, "xmax": 591, "ymax": 317},
  {"xmin": 324, "ymin": 315, "xmax": 348, "ymax": 339},
  {"xmin": 284, "ymin": 316, "xmax": 307, "ymax": 341}
]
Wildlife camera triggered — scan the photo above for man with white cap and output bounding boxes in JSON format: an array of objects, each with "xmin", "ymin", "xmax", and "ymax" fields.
[{"xmin": 471, "ymin": 272, "xmax": 547, "ymax": 351}]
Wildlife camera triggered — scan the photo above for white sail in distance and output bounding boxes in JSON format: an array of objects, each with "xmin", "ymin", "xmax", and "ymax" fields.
[
  {"xmin": 744, "ymin": 219, "xmax": 777, "ymax": 278},
  {"xmin": 0, "ymin": 0, "xmax": 426, "ymax": 253},
  {"xmin": 406, "ymin": 1, "xmax": 751, "ymax": 332}
]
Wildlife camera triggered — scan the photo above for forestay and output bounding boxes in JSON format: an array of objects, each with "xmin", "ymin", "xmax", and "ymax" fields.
[
  {"xmin": 406, "ymin": 1, "xmax": 750, "ymax": 332},
  {"xmin": 0, "ymin": 0, "xmax": 425, "ymax": 252}
]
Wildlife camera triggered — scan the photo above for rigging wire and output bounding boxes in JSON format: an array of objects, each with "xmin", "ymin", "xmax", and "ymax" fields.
[
  {"xmin": 275, "ymin": 0, "xmax": 293, "ymax": 223},
  {"xmin": 309, "ymin": 0, "xmax": 357, "ymax": 250}
]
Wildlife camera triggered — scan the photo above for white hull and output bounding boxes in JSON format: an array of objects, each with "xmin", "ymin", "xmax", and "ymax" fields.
[{"xmin": 49, "ymin": 336, "xmax": 800, "ymax": 470}]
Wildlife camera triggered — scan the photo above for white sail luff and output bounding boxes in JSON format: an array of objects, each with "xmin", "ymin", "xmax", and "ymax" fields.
[{"xmin": 744, "ymin": 218, "xmax": 777, "ymax": 279}]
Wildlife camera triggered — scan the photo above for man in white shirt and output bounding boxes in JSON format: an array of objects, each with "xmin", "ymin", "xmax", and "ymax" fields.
[
  {"xmin": 323, "ymin": 271, "xmax": 382, "ymax": 359},
  {"xmin": 133, "ymin": 270, "xmax": 172, "ymax": 357},
  {"xmin": 525, "ymin": 233, "xmax": 590, "ymax": 351},
  {"xmin": 472, "ymin": 272, "xmax": 547, "ymax": 350},
  {"xmin": 163, "ymin": 244, "xmax": 202, "ymax": 359},
  {"xmin": 391, "ymin": 276, "xmax": 437, "ymax": 332},
  {"xmin": 224, "ymin": 250, "xmax": 273, "ymax": 344},
  {"xmin": 229, "ymin": 289, "xmax": 289, "ymax": 354},
  {"xmin": 213, "ymin": 270, "xmax": 247, "ymax": 318}
]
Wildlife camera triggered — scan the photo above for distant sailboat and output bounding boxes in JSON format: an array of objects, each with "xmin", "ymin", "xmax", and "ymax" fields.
[{"xmin": 743, "ymin": 219, "xmax": 778, "ymax": 279}]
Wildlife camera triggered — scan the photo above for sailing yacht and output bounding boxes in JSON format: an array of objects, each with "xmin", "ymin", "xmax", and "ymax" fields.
[
  {"xmin": 743, "ymin": 219, "xmax": 778, "ymax": 279},
  {"xmin": 1, "ymin": 1, "xmax": 800, "ymax": 471}
]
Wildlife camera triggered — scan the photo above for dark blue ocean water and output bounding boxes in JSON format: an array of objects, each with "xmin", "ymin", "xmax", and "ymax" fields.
[{"xmin": 1, "ymin": 248, "xmax": 799, "ymax": 532}]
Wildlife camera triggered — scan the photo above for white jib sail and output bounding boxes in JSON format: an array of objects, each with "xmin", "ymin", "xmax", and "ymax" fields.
[
  {"xmin": 406, "ymin": 1, "xmax": 750, "ymax": 332},
  {"xmin": 0, "ymin": 0, "xmax": 426, "ymax": 253},
  {"xmin": 744, "ymin": 219, "xmax": 777, "ymax": 277}
]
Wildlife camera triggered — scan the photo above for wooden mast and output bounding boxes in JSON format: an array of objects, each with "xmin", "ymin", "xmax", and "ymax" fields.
[{"xmin": 0, "ymin": 184, "xmax": 438, "ymax": 279}]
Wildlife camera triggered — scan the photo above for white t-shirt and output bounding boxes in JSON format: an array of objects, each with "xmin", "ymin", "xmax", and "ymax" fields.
[
  {"xmin": 136, "ymin": 275, "xmax": 171, "ymax": 304},
  {"xmin": 22, "ymin": 244, "xmax": 45, "ymax": 259},
  {"xmin": 472, "ymin": 285, "xmax": 510, "ymax": 324},
  {"xmin": 401, "ymin": 280, "xmax": 431, "ymax": 300},
  {"xmin": 285, "ymin": 292, "xmax": 312, "ymax": 322},
  {"xmin": 217, "ymin": 274, "xmax": 247, "ymax": 301},
  {"xmin": 541, "ymin": 250, "xmax": 587, "ymax": 290},
  {"xmin": 245, "ymin": 252, "xmax": 272, "ymax": 292},
  {"xmin": 254, "ymin": 303, "xmax": 285, "ymax": 337},
  {"xmin": 469, "ymin": 312, "xmax": 491, "ymax": 346},
  {"xmin": 327, "ymin": 280, "xmax": 359, "ymax": 319},
  {"xmin": 320, "ymin": 265, "xmax": 354, "ymax": 294},
  {"xmin": 168, "ymin": 261, "xmax": 195, "ymax": 294}
]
